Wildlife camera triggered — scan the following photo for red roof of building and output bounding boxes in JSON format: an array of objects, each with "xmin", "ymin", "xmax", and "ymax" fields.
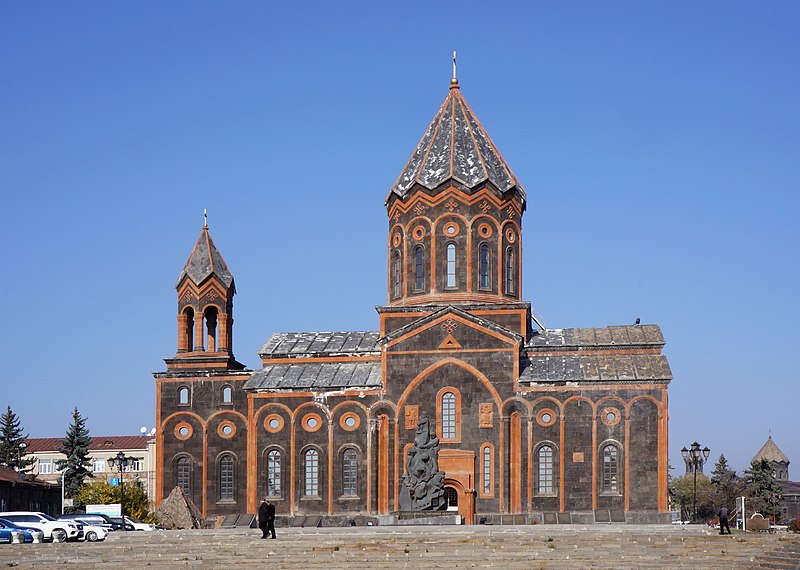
[{"xmin": 24, "ymin": 436, "xmax": 152, "ymax": 454}]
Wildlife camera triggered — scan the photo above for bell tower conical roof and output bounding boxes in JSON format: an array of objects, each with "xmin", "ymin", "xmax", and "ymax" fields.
[
  {"xmin": 388, "ymin": 79, "xmax": 526, "ymax": 203},
  {"xmin": 176, "ymin": 224, "xmax": 234, "ymax": 290}
]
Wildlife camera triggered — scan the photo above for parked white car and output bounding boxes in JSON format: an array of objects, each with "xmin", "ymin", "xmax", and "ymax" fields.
[
  {"xmin": 115, "ymin": 516, "xmax": 157, "ymax": 531},
  {"xmin": 74, "ymin": 519, "xmax": 108, "ymax": 542},
  {"xmin": 0, "ymin": 512, "xmax": 81, "ymax": 542}
]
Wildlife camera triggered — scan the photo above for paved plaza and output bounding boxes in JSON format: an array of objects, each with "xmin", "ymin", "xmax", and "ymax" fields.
[{"xmin": 0, "ymin": 525, "xmax": 797, "ymax": 569}]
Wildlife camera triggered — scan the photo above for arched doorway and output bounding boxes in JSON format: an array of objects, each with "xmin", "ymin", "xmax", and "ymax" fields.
[
  {"xmin": 444, "ymin": 477, "xmax": 475, "ymax": 524},
  {"xmin": 444, "ymin": 486, "xmax": 459, "ymax": 511}
]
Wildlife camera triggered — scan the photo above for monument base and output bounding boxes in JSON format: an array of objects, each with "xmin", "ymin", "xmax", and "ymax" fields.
[{"xmin": 379, "ymin": 511, "xmax": 462, "ymax": 526}]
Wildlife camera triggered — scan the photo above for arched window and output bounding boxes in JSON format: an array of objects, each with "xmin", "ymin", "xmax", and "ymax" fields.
[
  {"xmin": 602, "ymin": 445, "xmax": 619, "ymax": 493},
  {"xmin": 537, "ymin": 445, "xmax": 554, "ymax": 494},
  {"xmin": 446, "ymin": 244, "xmax": 456, "ymax": 288},
  {"xmin": 414, "ymin": 246, "xmax": 424, "ymax": 291},
  {"xmin": 481, "ymin": 444, "xmax": 494, "ymax": 497},
  {"xmin": 479, "ymin": 243, "xmax": 490, "ymax": 289},
  {"xmin": 342, "ymin": 449, "xmax": 358, "ymax": 496},
  {"xmin": 220, "ymin": 454, "xmax": 235, "ymax": 501},
  {"xmin": 304, "ymin": 449, "xmax": 319, "ymax": 497},
  {"xmin": 222, "ymin": 385, "xmax": 232, "ymax": 404},
  {"xmin": 204, "ymin": 306, "xmax": 218, "ymax": 352},
  {"xmin": 441, "ymin": 391, "xmax": 457, "ymax": 440},
  {"xmin": 178, "ymin": 386, "xmax": 189, "ymax": 405},
  {"xmin": 392, "ymin": 251, "xmax": 402, "ymax": 299},
  {"xmin": 266, "ymin": 450, "xmax": 281, "ymax": 496},
  {"xmin": 505, "ymin": 247, "xmax": 514, "ymax": 295},
  {"xmin": 176, "ymin": 457, "xmax": 191, "ymax": 497},
  {"xmin": 183, "ymin": 308, "xmax": 194, "ymax": 351}
]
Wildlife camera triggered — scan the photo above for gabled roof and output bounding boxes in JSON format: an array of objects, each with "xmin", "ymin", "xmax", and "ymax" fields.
[
  {"xmin": 519, "ymin": 354, "xmax": 672, "ymax": 384},
  {"xmin": 388, "ymin": 81, "xmax": 525, "ymax": 201},
  {"xmin": 526, "ymin": 325, "xmax": 665, "ymax": 349},
  {"xmin": 24, "ymin": 436, "xmax": 152, "ymax": 454},
  {"xmin": 176, "ymin": 225, "xmax": 234, "ymax": 289},
  {"xmin": 752, "ymin": 436, "xmax": 790, "ymax": 464},
  {"xmin": 377, "ymin": 305, "xmax": 523, "ymax": 347},
  {"xmin": 244, "ymin": 361, "xmax": 382, "ymax": 392}
]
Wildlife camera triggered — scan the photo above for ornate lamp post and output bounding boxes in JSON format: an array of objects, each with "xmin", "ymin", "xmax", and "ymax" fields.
[
  {"xmin": 107, "ymin": 451, "xmax": 141, "ymax": 530},
  {"xmin": 681, "ymin": 441, "xmax": 710, "ymax": 522}
]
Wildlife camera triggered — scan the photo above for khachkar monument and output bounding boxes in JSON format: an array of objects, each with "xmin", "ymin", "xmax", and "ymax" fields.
[{"xmin": 404, "ymin": 412, "xmax": 447, "ymax": 511}]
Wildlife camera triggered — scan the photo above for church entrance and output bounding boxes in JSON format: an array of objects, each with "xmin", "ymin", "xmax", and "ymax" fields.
[{"xmin": 444, "ymin": 486, "xmax": 459, "ymax": 511}]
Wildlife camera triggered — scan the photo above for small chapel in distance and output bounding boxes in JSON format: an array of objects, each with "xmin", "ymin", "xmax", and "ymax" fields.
[{"xmin": 154, "ymin": 71, "xmax": 673, "ymax": 525}]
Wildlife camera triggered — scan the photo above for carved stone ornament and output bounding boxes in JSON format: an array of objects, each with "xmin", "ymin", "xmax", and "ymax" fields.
[
  {"xmin": 403, "ymin": 411, "xmax": 447, "ymax": 511},
  {"xmin": 479, "ymin": 403, "xmax": 493, "ymax": 428},
  {"xmin": 404, "ymin": 405, "xmax": 419, "ymax": 430}
]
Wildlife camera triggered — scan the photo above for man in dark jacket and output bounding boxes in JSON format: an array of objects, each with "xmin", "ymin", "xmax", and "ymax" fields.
[
  {"xmin": 258, "ymin": 498, "xmax": 276, "ymax": 539},
  {"xmin": 718, "ymin": 506, "xmax": 732, "ymax": 535}
]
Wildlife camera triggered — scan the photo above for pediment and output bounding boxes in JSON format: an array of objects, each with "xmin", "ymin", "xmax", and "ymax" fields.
[{"xmin": 380, "ymin": 306, "xmax": 521, "ymax": 354}]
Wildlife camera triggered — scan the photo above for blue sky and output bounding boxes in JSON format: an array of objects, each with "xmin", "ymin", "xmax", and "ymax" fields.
[{"xmin": 2, "ymin": 2, "xmax": 798, "ymax": 476}]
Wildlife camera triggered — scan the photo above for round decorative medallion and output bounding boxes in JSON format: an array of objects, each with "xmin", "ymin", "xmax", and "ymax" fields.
[
  {"xmin": 443, "ymin": 222, "xmax": 460, "ymax": 237},
  {"xmin": 412, "ymin": 225, "xmax": 426, "ymax": 240},
  {"xmin": 536, "ymin": 408, "xmax": 558, "ymax": 428},
  {"xmin": 392, "ymin": 232, "xmax": 402, "ymax": 247},
  {"xmin": 600, "ymin": 407, "xmax": 622, "ymax": 427},
  {"xmin": 339, "ymin": 412, "xmax": 361, "ymax": 431},
  {"xmin": 217, "ymin": 421, "xmax": 237, "ymax": 439},
  {"xmin": 302, "ymin": 412, "xmax": 323, "ymax": 433},
  {"xmin": 478, "ymin": 223, "xmax": 493, "ymax": 238},
  {"xmin": 505, "ymin": 228, "xmax": 516, "ymax": 243},
  {"xmin": 174, "ymin": 422, "xmax": 193, "ymax": 441},
  {"xmin": 264, "ymin": 414, "xmax": 285, "ymax": 433}
]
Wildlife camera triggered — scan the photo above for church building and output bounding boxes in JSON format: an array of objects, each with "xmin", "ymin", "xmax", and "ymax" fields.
[{"xmin": 154, "ymin": 72, "xmax": 672, "ymax": 525}]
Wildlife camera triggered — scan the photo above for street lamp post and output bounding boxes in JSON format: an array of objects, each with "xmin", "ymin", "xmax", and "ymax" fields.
[
  {"xmin": 681, "ymin": 441, "xmax": 710, "ymax": 522},
  {"xmin": 15, "ymin": 442, "xmax": 27, "ymax": 471},
  {"xmin": 107, "ymin": 451, "xmax": 142, "ymax": 530}
]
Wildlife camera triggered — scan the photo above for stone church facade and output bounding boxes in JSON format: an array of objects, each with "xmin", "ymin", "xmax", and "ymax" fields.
[{"xmin": 154, "ymin": 76, "xmax": 672, "ymax": 524}]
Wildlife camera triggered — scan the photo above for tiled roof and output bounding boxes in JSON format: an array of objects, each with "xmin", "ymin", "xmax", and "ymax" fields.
[
  {"xmin": 752, "ymin": 436, "xmax": 790, "ymax": 464},
  {"xmin": 389, "ymin": 83, "xmax": 525, "ymax": 200},
  {"xmin": 519, "ymin": 354, "xmax": 672, "ymax": 384},
  {"xmin": 24, "ymin": 436, "xmax": 152, "ymax": 454},
  {"xmin": 244, "ymin": 361, "xmax": 382, "ymax": 391},
  {"xmin": 526, "ymin": 325, "xmax": 665, "ymax": 349},
  {"xmin": 176, "ymin": 225, "xmax": 233, "ymax": 288},
  {"xmin": 258, "ymin": 332, "xmax": 379, "ymax": 358}
]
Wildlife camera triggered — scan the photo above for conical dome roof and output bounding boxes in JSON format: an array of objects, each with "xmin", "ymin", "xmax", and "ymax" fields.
[
  {"xmin": 751, "ymin": 435, "xmax": 790, "ymax": 464},
  {"xmin": 176, "ymin": 225, "xmax": 234, "ymax": 289},
  {"xmin": 389, "ymin": 82, "xmax": 525, "ymax": 201}
]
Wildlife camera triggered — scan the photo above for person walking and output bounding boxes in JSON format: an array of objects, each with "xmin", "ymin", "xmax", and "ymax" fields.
[
  {"xmin": 718, "ymin": 506, "xmax": 732, "ymax": 535},
  {"xmin": 258, "ymin": 498, "xmax": 276, "ymax": 539}
]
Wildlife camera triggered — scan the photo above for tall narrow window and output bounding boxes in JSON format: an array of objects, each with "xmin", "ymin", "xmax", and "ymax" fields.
[
  {"xmin": 305, "ymin": 449, "xmax": 319, "ymax": 496},
  {"xmin": 442, "ymin": 392, "xmax": 456, "ymax": 440},
  {"xmin": 220, "ymin": 454, "xmax": 234, "ymax": 501},
  {"xmin": 178, "ymin": 386, "xmax": 189, "ymax": 405},
  {"xmin": 602, "ymin": 445, "xmax": 619, "ymax": 493},
  {"xmin": 342, "ymin": 449, "xmax": 357, "ymax": 496},
  {"xmin": 222, "ymin": 385, "xmax": 232, "ymax": 404},
  {"xmin": 482, "ymin": 445, "xmax": 493, "ymax": 496},
  {"xmin": 479, "ymin": 244, "xmax": 490, "ymax": 289},
  {"xmin": 204, "ymin": 306, "xmax": 218, "ymax": 352},
  {"xmin": 184, "ymin": 308, "xmax": 194, "ymax": 351},
  {"xmin": 414, "ymin": 246, "xmax": 424, "ymax": 291},
  {"xmin": 446, "ymin": 244, "xmax": 456, "ymax": 288},
  {"xmin": 177, "ymin": 457, "xmax": 191, "ymax": 497},
  {"xmin": 267, "ymin": 450, "xmax": 281, "ymax": 496},
  {"xmin": 392, "ymin": 251, "xmax": 401, "ymax": 298},
  {"xmin": 505, "ymin": 247, "xmax": 514, "ymax": 295},
  {"xmin": 537, "ymin": 445, "xmax": 554, "ymax": 494}
]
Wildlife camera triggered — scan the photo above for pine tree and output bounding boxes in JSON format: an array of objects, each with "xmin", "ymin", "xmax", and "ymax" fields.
[
  {"xmin": 710, "ymin": 454, "xmax": 744, "ymax": 511},
  {"xmin": 56, "ymin": 407, "xmax": 93, "ymax": 498},
  {"xmin": 744, "ymin": 458, "xmax": 783, "ymax": 518},
  {"xmin": 0, "ymin": 405, "xmax": 34, "ymax": 471}
]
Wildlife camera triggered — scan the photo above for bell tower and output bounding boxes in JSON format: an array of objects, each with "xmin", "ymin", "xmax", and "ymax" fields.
[
  {"xmin": 165, "ymin": 219, "xmax": 244, "ymax": 371},
  {"xmin": 385, "ymin": 75, "xmax": 526, "ymax": 307}
]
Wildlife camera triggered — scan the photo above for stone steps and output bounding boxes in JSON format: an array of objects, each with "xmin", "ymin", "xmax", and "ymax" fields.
[{"xmin": 0, "ymin": 526, "xmax": 795, "ymax": 568}]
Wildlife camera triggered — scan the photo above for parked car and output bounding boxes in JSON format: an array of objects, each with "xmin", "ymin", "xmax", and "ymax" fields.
[
  {"xmin": 0, "ymin": 512, "xmax": 82, "ymax": 542},
  {"xmin": 58, "ymin": 513, "xmax": 119, "ymax": 531},
  {"xmin": 0, "ymin": 518, "xmax": 44, "ymax": 543},
  {"xmin": 110, "ymin": 516, "xmax": 157, "ymax": 531},
  {"xmin": 73, "ymin": 520, "xmax": 108, "ymax": 542},
  {"xmin": 0, "ymin": 523, "xmax": 24, "ymax": 544}
]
